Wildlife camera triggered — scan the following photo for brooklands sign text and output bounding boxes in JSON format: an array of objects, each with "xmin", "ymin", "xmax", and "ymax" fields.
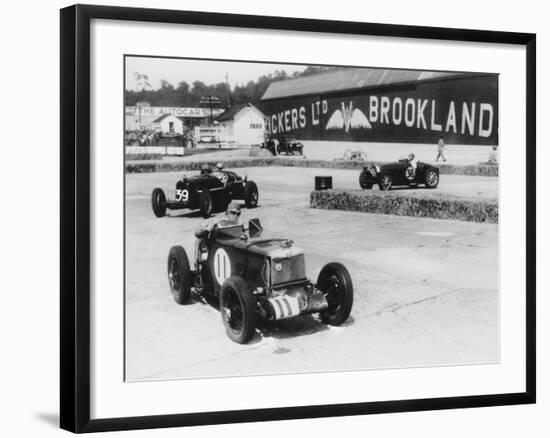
[{"xmin": 265, "ymin": 97, "xmax": 495, "ymax": 138}]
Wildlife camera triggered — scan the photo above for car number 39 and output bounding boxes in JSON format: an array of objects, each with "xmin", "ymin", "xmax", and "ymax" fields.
[{"xmin": 175, "ymin": 189, "xmax": 189, "ymax": 202}]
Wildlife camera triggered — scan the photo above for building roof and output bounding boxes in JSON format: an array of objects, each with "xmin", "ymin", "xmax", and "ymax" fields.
[
  {"xmin": 216, "ymin": 103, "xmax": 262, "ymax": 122},
  {"xmin": 261, "ymin": 68, "xmax": 470, "ymax": 100}
]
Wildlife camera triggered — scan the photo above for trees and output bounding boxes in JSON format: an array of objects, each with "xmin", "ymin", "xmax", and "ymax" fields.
[{"xmin": 124, "ymin": 65, "xmax": 339, "ymax": 108}]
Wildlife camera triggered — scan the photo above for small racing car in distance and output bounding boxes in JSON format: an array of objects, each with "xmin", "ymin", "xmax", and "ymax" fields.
[
  {"xmin": 167, "ymin": 219, "xmax": 353, "ymax": 344},
  {"xmin": 262, "ymin": 136, "xmax": 304, "ymax": 156},
  {"xmin": 334, "ymin": 149, "xmax": 368, "ymax": 162},
  {"xmin": 151, "ymin": 166, "xmax": 259, "ymax": 218},
  {"xmin": 359, "ymin": 158, "xmax": 440, "ymax": 191}
]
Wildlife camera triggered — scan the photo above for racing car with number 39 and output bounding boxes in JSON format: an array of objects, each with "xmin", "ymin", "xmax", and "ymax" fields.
[
  {"xmin": 151, "ymin": 166, "xmax": 259, "ymax": 218},
  {"xmin": 167, "ymin": 219, "xmax": 354, "ymax": 344}
]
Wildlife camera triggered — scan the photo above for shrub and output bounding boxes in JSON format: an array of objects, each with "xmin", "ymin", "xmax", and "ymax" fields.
[
  {"xmin": 125, "ymin": 157, "xmax": 498, "ymax": 177},
  {"xmin": 125, "ymin": 153, "xmax": 164, "ymax": 161},
  {"xmin": 310, "ymin": 189, "xmax": 498, "ymax": 223},
  {"xmin": 249, "ymin": 146, "xmax": 274, "ymax": 158}
]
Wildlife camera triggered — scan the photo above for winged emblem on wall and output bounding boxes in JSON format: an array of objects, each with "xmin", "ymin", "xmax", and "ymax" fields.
[{"xmin": 325, "ymin": 102, "xmax": 372, "ymax": 132}]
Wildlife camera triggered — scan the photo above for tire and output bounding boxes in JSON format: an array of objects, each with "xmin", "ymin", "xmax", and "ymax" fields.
[
  {"xmin": 167, "ymin": 246, "xmax": 192, "ymax": 304},
  {"xmin": 378, "ymin": 173, "xmax": 393, "ymax": 191},
  {"xmin": 199, "ymin": 189, "xmax": 213, "ymax": 218},
  {"xmin": 424, "ymin": 169, "xmax": 439, "ymax": 189},
  {"xmin": 151, "ymin": 188, "xmax": 167, "ymax": 217},
  {"xmin": 220, "ymin": 276, "xmax": 256, "ymax": 344},
  {"xmin": 359, "ymin": 169, "xmax": 373, "ymax": 189},
  {"xmin": 216, "ymin": 190, "xmax": 231, "ymax": 213},
  {"xmin": 244, "ymin": 181, "xmax": 259, "ymax": 208},
  {"xmin": 317, "ymin": 262, "xmax": 353, "ymax": 326}
]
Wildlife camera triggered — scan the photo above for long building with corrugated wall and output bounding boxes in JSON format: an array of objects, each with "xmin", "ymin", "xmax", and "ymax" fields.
[{"xmin": 258, "ymin": 67, "xmax": 498, "ymax": 145}]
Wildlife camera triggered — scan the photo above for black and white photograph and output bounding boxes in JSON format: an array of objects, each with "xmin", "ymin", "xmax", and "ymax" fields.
[
  {"xmin": 124, "ymin": 56, "xmax": 500, "ymax": 382},
  {"xmin": 0, "ymin": 0, "xmax": 545, "ymax": 435}
]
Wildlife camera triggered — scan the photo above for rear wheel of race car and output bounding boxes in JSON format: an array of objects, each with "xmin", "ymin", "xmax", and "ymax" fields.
[
  {"xmin": 359, "ymin": 169, "xmax": 374, "ymax": 189},
  {"xmin": 151, "ymin": 188, "xmax": 167, "ymax": 217},
  {"xmin": 167, "ymin": 246, "xmax": 192, "ymax": 304},
  {"xmin": 199, "ymin": 189, "xmax": 213, "ymax": 218},
  {"xmin": 220, "ymin": 276, "xmax": 256, "ymax": 344},
  {"xmin": 424, "ymin": 169, "xmax": 439, "ymax": 189},
  {"xmin": 244, "ymin": 181, "xmax": 259, "ymax": 208},
  {"xmin": 378, "ymin": 173, "xmax": 393, "ymax": 191},
  {"xmin": 317, "ymin": 262, "xmax": 353, "ymax": 326}
]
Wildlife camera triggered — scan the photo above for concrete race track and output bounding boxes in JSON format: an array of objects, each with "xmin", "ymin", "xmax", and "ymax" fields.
[{"xmin": 125, "ymin": 166, "xmax": 499, "ymax": 381}]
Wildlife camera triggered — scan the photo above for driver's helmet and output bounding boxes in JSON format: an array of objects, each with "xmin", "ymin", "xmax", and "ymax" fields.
[
  {"xmin": 200, "ymin": 164, "xmax": 211, "ymax": 175},
  {"xmin": 222, "ymin": 201, "xmax": 241, "ymax": 225},
  {"xmin": 215, "ymin": 162, "xmax": 224, "ymax": 171}
]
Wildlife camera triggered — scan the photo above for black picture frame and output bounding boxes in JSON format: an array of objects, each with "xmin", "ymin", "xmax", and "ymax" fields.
[{"xmin": 60, "ymin": 4, "xmax": 536, "ymax": 433}]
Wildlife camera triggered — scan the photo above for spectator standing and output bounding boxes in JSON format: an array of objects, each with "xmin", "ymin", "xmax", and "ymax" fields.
[
  {"xmin": 435, "ymin": 136, "xmax": 446, "ymax": 162},
  {"xmin": 488, "ymin": 145, "xmax": 498, "ymax": 164}
]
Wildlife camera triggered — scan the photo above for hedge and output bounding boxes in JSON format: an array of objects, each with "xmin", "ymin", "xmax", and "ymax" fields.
[
  {"xmin": 310, "ymin": 189, "xmax": 498, "ymax": 223},
  {"xmin": 125, "ymin": 153, "xmax": 164, "ymax": 161},
  {"xmin": 125, "ymin": 157, "xmax": 499, "ymax": 177}
]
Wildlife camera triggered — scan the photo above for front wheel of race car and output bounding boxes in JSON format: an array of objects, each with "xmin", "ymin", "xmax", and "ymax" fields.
[
  {"xmin": 378, "ymin": 173, "xmax": 393, "ymax": 191},
  {"xmin": 244, "ymin": 181, "xmax": 259, "ymax": 208},
  {"xmin": 151, "ymin": 188, "xmax": 167, "ymax": 217},
  {"xmin": 424, "ymin": 169, "xmax": 439, "ymax": 189},
  {"xmin": 220, "ymin": 276, "xmax": 256, "ymax": 344},
  {"xmin": 216, "ymin": 190, "xmax": 231, "ymax": 213},
  {"xmin": 199, "ymin": 189, "xmax": 213, "ymax": 218},
  {"xmin": 317, "ymin": 262, "xmax": 353, "ymax": 326},
  {"xmin": 167, "ymin": 246, "xmax": 192, "ymax": 304},
  {"xmin": 359, "ymin": 169, "xmax": 374, "ymax": 189}
]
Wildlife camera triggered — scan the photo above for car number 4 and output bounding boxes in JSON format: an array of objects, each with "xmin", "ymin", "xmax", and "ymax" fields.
[{"xmin": 175, "ymin": 189, "xmax": 189, "ymax": 202}]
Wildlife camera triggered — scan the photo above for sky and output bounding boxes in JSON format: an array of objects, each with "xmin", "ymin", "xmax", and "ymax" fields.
[{"xmin": 125, "ymin": 56, "xmax": 310, "ymax": 91}]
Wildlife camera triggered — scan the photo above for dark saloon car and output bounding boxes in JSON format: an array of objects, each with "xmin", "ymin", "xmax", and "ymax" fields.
[
  {"xmin": 262, "ymin": 136, "xmax": 304, "ymax": 156},
  {"xmin": 151, "ymin": 166, "xmax": 259, "ymax": 218},
  {"xmin": 359, "ymin": 158, "xmax": 439, "ymax": 191},
  {"xmin": 167, "ymin": 219, "xmax": 353, "ymax": 344}
]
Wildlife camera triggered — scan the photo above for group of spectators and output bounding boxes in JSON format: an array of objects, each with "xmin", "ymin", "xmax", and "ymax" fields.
[
  {"xmin": 124, "ymin": 129, "xmax": 196, "ymax": 147},
  {"xmin": 125, "ymin": 129, "xmax": 161, "ymax": 146}
]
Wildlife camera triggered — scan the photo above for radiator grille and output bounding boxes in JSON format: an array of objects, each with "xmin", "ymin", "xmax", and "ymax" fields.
[{"xmin": 271, "ymin": 255, "xmax": 306, "ymax": 285}]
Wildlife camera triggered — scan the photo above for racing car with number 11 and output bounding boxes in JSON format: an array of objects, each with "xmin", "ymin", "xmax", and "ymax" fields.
[{"xmin": 167, "ymin": 219, "xmax": 354, "ymax": 344}]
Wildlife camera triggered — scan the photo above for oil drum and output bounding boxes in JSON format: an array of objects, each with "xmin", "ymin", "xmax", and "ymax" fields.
[{"xmin": 314, "ymin": 176, "xmax": 333, "ymax": 190}]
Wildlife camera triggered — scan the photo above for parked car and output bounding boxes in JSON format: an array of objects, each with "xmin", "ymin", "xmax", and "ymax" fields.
[
  {"xmin": 262, "ymin": 136, "xmax": 304, "ymax": 156},
  {"xmin": 334, "ymin": 149, "xmax": 368, "ymax": 162},
  {"xmin": 359, "ymin": 158, "xmax": 439, "ymax": 190},
  {"xmin": 167, "ymin": 219, "xmax": 354, "ymax": 343},
  {"xmin": 151, "ymin": 166, "xmax": 259, "ymax": 218}
]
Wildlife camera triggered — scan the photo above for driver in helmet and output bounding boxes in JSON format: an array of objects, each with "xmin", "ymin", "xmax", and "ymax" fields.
[
  {"xmin": 407, "ymin": 152, "xmax": 418, "ymax": 169},
  {"xmin": 215, "ymin": 162, "xmax": 224, "ymax": 171},
  {"xmin": 194, "ymin": 201, "xmax": 242, "ymax": 239},
  {"xmin": 200, "ymin": 164, "xmax": 212, "ymax": 175}
]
